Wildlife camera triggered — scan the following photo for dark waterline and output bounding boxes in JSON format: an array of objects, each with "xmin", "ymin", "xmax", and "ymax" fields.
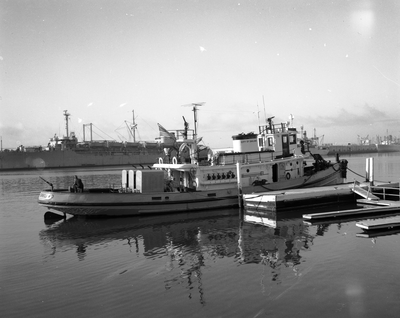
[{"xmin": 1, "ymin": 153, "xmax": 400, "ymax": 317}]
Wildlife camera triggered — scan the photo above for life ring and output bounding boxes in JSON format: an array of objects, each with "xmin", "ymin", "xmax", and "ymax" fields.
[
  {"xmin": 158, "ymin": 157, "xmax": 163, "ymax": 164},
  {"xmin": 286, "ymin": 172, "xmax": 291, "ymax": 180},
  {"xmin": 172, "ymin": 156, "xmax": 178, "ymax": 164}
]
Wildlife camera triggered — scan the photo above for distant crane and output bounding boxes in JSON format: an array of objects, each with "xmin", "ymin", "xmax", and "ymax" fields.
[
  {"xmin": 358, "ymin": 134, "xmax": 370, "ymax": 145},
  {"xmin": 124, "ymin": 110, "xmax": 138, "ymax": 142},
  {"xmin": 313, "ymin": 128, "xmax": 324, "ymax": 146},
  {"xmin": 114, "ymin": 110, "xmax": 139, "ymax": 142}
]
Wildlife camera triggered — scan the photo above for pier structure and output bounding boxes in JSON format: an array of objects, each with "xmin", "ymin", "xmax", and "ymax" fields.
[{"xmin": 242, "ymin": 157, "xmax": 400, "ymax": 230}]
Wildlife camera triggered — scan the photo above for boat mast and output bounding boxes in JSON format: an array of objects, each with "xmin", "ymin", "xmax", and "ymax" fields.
[
  {"xmin": 125, "ymin": 110, "xmax": 137, "ymax": 142},
  {"xmin": 132, "ymin": 110, "xmax": 136, "ymax": 142},
  {"xmin": 63, "ymin": 110, "xmax": 70, "ymax": 138},
  {"xmin": 183, "ymin": 102, "xmax": 205, "ymax": 141}
]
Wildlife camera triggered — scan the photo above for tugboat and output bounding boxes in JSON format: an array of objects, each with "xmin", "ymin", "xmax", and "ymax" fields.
[{"xmin": 38, "ymin": 104, "xmax": 348, "ymax": 217}]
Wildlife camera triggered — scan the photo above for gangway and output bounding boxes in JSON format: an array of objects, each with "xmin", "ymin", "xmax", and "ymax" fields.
[{"xmin": 351, "ymin": 181, "xmax": 379, "ymax": 200}]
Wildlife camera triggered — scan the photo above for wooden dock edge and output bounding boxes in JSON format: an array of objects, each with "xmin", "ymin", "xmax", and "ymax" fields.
[{"xmin": 303, "ymin": 204, "xmax": 400, "ymax": 220}]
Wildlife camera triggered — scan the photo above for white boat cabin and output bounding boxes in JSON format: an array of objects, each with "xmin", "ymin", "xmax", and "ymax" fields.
[{"xmin": 114, "ymin": 118, "xmax": 307, "ymax": 194}]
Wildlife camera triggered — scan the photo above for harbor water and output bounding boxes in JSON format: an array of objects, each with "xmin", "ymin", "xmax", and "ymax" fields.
[{"xmin": 1, "ymin": 153, "xmax": 400, "ymax": 318}]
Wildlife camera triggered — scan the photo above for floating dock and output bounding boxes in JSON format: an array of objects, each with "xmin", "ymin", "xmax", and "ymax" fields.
[
  {"xmin": 243, "ymin": 180, "xmax": 399, "ymax": 212},
  {"xmin": 243, "ymin": 156, "xmax": 399, "ymax": 223},
  {"xmin": 356, "ymin": 216, "xmax": 400, "ymax": 231},
  {"xmin": 302, "ymin": 182, "xmax": 399, "ymax": 221},
  {"xmin": 356, "ymin": 228, "xmax": 400, "ymax": 238},
  {"xmin": 303, "ymin": 202, "xmax": 400, "ymax": 220},
  {"xmin": 242, "ymin": 181, "xmax": 399, "ymax": 226},
  {"xmin": 243, "ymin": 183, "xmax": 356, "ymax": 212}
]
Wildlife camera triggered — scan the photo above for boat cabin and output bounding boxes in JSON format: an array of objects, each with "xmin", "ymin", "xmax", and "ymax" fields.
[
  {"xmin": 147, "ymin": 117, "xmax": 325, "ymax": 194},
  {"xmin": 217, "ymin": 118, "xmax": 298, "ymax": 165},
  {"xmin": 257, "ymin": 119, "xmax": 297, "ymax": 158}
]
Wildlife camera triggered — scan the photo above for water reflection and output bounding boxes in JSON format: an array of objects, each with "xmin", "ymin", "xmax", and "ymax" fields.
[
  {"xmin": 39, "ymin": 209, "xmax": 240, "ymax": 305},
  {"xmin": 40, "ymin": 209, "xmax": 239, "ymax": 259},
  {"xmin": 239, "ymin": 208, "xmax": 315, "ymax": 286},
  {"xmin": 39, "ymin": 204, "xmax": 400, "ymax": 305},
  {"xmin": 356, "ymin": 228, "xmax": 400, "ymax": 239},
  {"xmin": 40, "ymin": 208, "xmax": 318, "ymax": 287}
]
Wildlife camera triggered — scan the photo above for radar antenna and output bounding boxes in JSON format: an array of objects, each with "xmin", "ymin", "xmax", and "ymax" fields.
[{"xmin": 182, "ymin": 102, "xmax": 205, "ymax": 140}]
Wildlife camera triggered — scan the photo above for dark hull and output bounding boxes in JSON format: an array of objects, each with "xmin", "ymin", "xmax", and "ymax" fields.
[
  {"xmin": 0, "ymin": 148, "xmax": 162, "ymax": 171},
  {"xmin": 327, "ymin": 144, "xmax": 400, "ymax": 155},
  {"xmin": 38, "ymin": 165, "xmax": 346, "ymax": 217},
  {"xmin": 377, "ymin": 144, "xmax": 400, "ymax": 153},
  {"xmin": 327, "ymin": 144, "xmax": 378, "ymax": 155},
  {"xmin": 39, "ymin": 189, "xmax": 239, "ymax": 216}
]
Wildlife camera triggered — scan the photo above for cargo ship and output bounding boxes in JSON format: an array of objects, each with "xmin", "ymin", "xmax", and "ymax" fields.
[
  {"xmin": 0, "ymin": 110, "xmax": 164, "ymax": 171},
  {"xmin": 376, "ymin": 143, "xmax": 400, "ymax": 153},
  {"xmin": 327, "ymin": 144, "xmax": 378, "ymax": 155},
  {"xmin": 326, "ymin": 136, "xmax": 400, "ymax": 156}
]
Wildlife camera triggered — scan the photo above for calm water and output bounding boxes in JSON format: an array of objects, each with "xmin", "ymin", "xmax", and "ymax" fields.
[{"xmin": 1, "ymin": 153, "xmax": 400, "ymax": 318}]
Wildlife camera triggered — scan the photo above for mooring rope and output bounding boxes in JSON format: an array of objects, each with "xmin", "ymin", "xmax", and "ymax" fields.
[{"xmin": 346, "ymin": 167, "xmax": 389, "ymax": 183}]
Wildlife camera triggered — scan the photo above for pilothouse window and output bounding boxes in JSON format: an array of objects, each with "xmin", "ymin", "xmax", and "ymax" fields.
[{"xmin": 258, "ymin": 137, "xmax": 264, "ymax": 147}]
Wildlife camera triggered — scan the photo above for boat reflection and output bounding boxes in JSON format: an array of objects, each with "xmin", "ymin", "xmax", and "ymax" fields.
[
  {"xmin": 241, "ymin": 208, "xmax": 314, "ymax": 270},
  {"xmin": 356, "ymin": 228, "xmax": 400, "ymax": 238},
  {"xmin": 39, "ymin": 208, "xmax": 242, "ymax": 305},
  {"xmin": 39, "ymin": 208, "xmax": 241, "ymax": 260},
  {"xmin": 38, "ymin": 206, "xmax": 337, "ymax": 303}
]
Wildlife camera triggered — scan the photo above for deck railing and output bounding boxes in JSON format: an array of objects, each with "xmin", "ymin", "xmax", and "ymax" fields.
[
  {"xmin": 353, "ymin": 180, "xmax": 400, "ymax": 201},
  {"xmin": 368, "ymin": 185, "xmax": 399, "ymax": 201}
]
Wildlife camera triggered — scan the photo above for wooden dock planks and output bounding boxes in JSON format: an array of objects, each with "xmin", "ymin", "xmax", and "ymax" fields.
[
  {"xmin": 303, "ymin": 205, "xmax": 400, "ymax": 220},
  {"xmin": 243, "ymin": 183, "xmax": 355, "ymax": 211},
  {"xmin": 356, "ymin": 216, "xmax": 400, "ymax": 231}
]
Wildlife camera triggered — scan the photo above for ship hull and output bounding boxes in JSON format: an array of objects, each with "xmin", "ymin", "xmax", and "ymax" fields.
[
  {"xmin": 327, "ymin": 144, "xmax": 378, "ymax": 155},
  {"xmin": 327, "ymin": 143, "xmax": 400, "ymax": 155},
  {"xmin": 38, "ymin": 164, "xmax": 345, "ymax": 217},
  {"xmin": 0, "ymin": 149, "xmax": 162, "ymax": 171},
  {"xmin": 376, "ymin": 144, "xmax": 400, "ymax": 153},
  {"xmin": 39, "ymin": 189, "xmax": 239, "ymax": 216}
]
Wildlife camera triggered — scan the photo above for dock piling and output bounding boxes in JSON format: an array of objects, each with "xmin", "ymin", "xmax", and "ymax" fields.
[
  {"xmin": 366, "ymin": 157, "xmax": 374, "ymax": 185},
  {"xmin": 236, "ymin": 162, "xmax": 243, "ymax": 208}
]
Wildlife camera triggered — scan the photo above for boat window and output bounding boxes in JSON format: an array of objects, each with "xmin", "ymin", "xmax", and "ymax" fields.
[
  {"xmin": 268, "ymin": 137, "xmax": 273, "ymax": 146},
  {"xmin": 151, "ymin": 197, "xmax": 162, "ymax": 200},
  {"xmin": 207, "ymin": 193, "xmax": 216, "ymax": 197},
  {"xmin": 258, "ymin": 137, "xmax": 264, "ymax": 147}
]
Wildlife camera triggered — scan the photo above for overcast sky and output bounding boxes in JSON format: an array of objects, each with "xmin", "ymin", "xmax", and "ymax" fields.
[{"xmin": 1, "ymin": 0, "xmax": 399, "ymax": 149}]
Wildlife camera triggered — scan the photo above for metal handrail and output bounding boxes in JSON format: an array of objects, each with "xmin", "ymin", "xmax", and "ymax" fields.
[{"xmin": 367, "ymin": 185, "xmax": 400, "ymax": 200}]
